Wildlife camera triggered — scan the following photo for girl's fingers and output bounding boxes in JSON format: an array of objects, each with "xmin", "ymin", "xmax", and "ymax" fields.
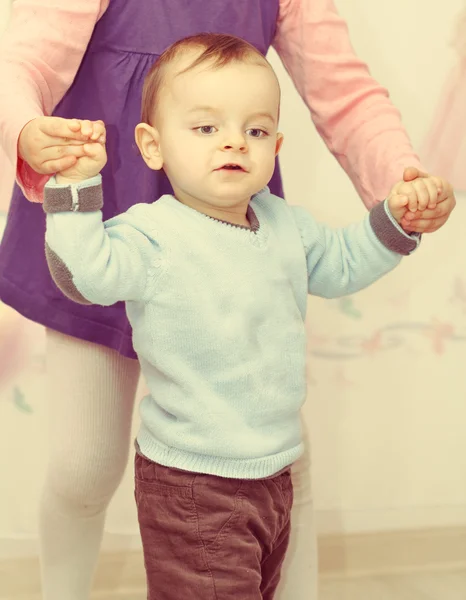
[
  {"xmin": 411, "ymin": 180, "xmax": 429, "ymax": 211},
  {"xmin": 420, "ymin": 177, "xmax": 439, "ymax": 210},
  {"xmin": 43, "ymin": 135, "xmax": 98, "ymax": 147},
  {"xmin": 79, "ymin": 120, "xmax": 94, "ymax": 137},
  {"xmin": 90, "ymin": 121, "xmax": 106, "ymax": 142},
  {"xmin": 39, "ymin": 117, "xmax": 89, "ymax": 141},
  {"xmin": 39, "ymin": 145, "xmax": 89, "ymax": 164},
  {"xmin": 40, "ymin": 155, "xmax": 79, "ymax": 175},
  {"xmin": 83, "ymin": 142, "xmax": 105, "ymax": 158}
]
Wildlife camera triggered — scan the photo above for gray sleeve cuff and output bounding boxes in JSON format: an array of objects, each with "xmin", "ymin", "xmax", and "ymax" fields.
[
  {"xmin": 369, "ymin": 200, "xmax": 420, "ymax": 256},
  {"xmin": 43, "ymin": 175, "xmax": 103, "ymax": 213}
]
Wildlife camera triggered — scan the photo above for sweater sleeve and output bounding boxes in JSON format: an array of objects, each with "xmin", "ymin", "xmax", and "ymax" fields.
[
  {"xmin": 44, "ymin": 176, "xmax": 162, "ymax": 306},
  {"xmin": 273, "ymin": 0, "xmax": 424, "ymax": 208},
  {"xmin": 0, "ymin": 0, "xmax": 108, "ymax": 203},
  {"xmin": 291, "ymin": 201, "xmax": 419, "ymax": 298}
]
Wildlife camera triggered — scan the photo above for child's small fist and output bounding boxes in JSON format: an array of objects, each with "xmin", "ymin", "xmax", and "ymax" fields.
[
  {"xmin": 56, "ymin": 120, "xmax": 107, "ymax": 184},
  {"xmin": 390, "ymin": 175, "xmax": 442, "ymax": 213},
  {"xmin": 69, "ymin": 119, "xmax": 106, "ymax": 143},
  {"xmin": 387, "ymin": 193, "xmax": 410, "ymax": 223}
]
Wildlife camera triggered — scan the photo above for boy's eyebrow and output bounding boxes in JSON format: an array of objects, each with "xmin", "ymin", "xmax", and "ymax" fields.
[
  {"xmin": 187, "ymin": 107, "xmax": 277, "ymax": 123},
  {"xmin": 249, "ymin": 112, "xmax": 276, "ymax": 124},
  {"xmin": 188, "ymin": 105, "xmax": 218, "ymax": 114}
]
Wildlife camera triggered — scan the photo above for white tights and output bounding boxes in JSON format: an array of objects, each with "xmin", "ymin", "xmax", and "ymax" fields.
[{"xmin": 40, "ymin": 329, "xmax": 318, "ymax": 599}]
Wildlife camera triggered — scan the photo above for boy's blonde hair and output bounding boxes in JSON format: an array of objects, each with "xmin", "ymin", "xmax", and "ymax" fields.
[{"xmin": 141, "ymin": 33, "xmax": 269, "ymax": 124}]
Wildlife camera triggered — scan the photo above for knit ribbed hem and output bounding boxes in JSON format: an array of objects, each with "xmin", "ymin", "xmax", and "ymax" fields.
[
  {"xmin": 44, "ymin": 175, "xmax": 103, "ymax": 213},
  {"xmin": 369, "ymin": 200, "xmax": 420, "ymax": 256},
  {"xmin": 136, "ymin": 426, "xmax": 303, "ymax": 480}
]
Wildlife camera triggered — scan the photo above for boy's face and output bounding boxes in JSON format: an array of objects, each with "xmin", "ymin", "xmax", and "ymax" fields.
[{"xmin": 139, "ymin": 50, "xmax": 283, "ymax": 215}]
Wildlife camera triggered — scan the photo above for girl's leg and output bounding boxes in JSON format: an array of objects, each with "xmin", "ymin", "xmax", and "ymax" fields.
[
  {"xmin": 275, "ymin": 429, "xmax": 318, "ymax": 599},
  {"xmin": 39, "ymin": 329, "xmax": 140, "ymax": 600}
]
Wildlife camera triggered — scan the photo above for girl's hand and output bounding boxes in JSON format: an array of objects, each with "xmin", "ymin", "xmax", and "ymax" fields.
[
  {"xmin": 18, "ymin": 116, "xmax": 106, "ymax": 175},
  {"xmin": 55, "ymin": 121, "xmax": 107, "ymax": 184}
]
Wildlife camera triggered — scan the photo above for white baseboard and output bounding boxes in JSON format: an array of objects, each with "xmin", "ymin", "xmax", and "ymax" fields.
[
  {"xmin": 318, "ymin": 526, "xmax": 466, "ymax": 578},
  {"xmin": 1, "ymin": 527, "xmax": 466, "ymax": 598}
]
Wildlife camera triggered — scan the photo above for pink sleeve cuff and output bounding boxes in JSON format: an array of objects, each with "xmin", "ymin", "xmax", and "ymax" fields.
[
  {"xmin": 0, "ymin": 101, "xmax": 46, "ymax": 203},
  {"xmin": 17, "ymin": 157, "xmax": 51, "ymax": 204}
]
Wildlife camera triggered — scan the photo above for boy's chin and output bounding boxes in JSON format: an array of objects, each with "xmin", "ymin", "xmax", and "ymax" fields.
[{"xmin": 212, "ymin": 183, "xmax": 267, "ymax": 201}]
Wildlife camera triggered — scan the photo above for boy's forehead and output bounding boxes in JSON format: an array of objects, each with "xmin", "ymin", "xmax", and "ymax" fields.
[
  {"xmin": 152, "ymin": 48, "xmax": 281, "ymax": 121},
  {"xmin": 165, "ymin": 52, "xmax": 280, "ymax": 100},
  {"xmin": 168, "ymin": 47, "xmax": 205, "ymax": 76}
]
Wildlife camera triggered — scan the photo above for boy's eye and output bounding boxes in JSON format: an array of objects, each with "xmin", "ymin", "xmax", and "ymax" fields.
[
  {"xmin": 246, "ymin": 128, "xmax": 267, "ymax": 138},
  {"xmin": 196, "ymin": 126, "xmax": 216, "ymax": 135}
]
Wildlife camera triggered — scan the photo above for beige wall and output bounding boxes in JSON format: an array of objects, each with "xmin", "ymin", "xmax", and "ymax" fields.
[
  {"xmin": 0, "ymin": 0, "xmax": 13, "ymax": 212},
  {"xmin": 0, "ymin": 1, "xmax": 10, "ymax": 35},
  {"xmin": 0, "ymin": 0, "xmax": 465, "ymax": 558}
]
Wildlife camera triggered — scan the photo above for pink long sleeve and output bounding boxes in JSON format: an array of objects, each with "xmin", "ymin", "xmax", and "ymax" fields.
[
  {"xmin": 0, "ymin": 0, "xmax": 108, "ymax": 203},
  {"xmin": 274, "ymin": 0, "xmax": 424, "ymax": 208}
]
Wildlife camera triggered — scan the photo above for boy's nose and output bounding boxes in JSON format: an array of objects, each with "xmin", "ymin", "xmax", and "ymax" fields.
[{"xmin": 222, "ymin": 131, "xmax": 248, "ymax": 152}]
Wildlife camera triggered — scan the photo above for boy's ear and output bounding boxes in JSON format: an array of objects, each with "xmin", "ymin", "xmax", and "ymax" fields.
[
  {"xmin": 135, "ymin": 123, "xmax": 164, "ymax": 170},
  {"xmin": 275, "ymin": 132, "xmax": 284, "ymax": 156}
]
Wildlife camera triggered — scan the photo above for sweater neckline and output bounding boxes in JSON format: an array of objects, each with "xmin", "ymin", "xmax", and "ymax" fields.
[
  {"xmin": 162, "ymin": 195, "xmax": 264, "ymax": 234},
  {"xmin": 204, "ymin": 204, "xmax": 260, "ymax": 233},
  {"xmin": 160, "ymin": 194, "xmax": 270, "ymax": 249}
]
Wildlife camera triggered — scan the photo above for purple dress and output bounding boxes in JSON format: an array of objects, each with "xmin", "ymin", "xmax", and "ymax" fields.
[{"xmin": 0, "ymin": 0, "xmax": 283, "ymax": 359}]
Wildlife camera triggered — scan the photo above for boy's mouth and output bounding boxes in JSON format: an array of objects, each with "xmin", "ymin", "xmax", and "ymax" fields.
[{"xmin": 216, "ymin": 163, "xmax": 247, "ymax": 172}]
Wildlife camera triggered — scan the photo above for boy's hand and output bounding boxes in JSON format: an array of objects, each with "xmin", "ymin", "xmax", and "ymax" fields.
[
  {"xmin": 400, "ymin": 174, "xmax": 455, "ymax": 233},
  {"xmin": 387, "ymin": 192, "xmax": 411, "ymax": 225},
  {"xmin": 388, "ymin": 174, "xmax": 454, "ymax": 231},
  {"xmin": 55, "ymin": 120, "xmax": 107, "ymax": 184},
  {"xmin": 390, "ymin": 175, "xmax": 442, "ymax": 214}
]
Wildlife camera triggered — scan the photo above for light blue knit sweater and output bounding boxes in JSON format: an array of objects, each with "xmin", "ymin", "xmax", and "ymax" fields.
[{"xmin": 43, "ymin": 175, "xmax": 419, "ymax": 478}]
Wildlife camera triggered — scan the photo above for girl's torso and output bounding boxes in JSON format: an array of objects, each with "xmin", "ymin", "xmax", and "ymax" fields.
[{"xmin": 1, "ymin": 0, "xmax": 283, "ymax": 360}]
